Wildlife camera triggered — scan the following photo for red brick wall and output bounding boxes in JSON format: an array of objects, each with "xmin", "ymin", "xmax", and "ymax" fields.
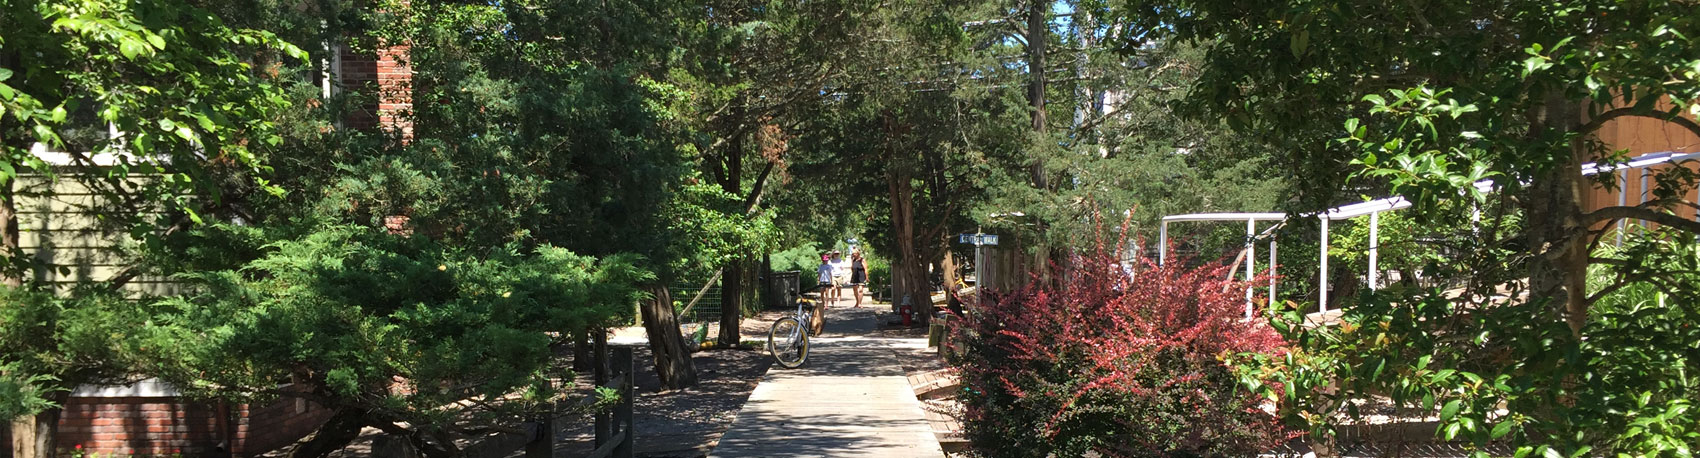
[
  {"xmin": 51, "ymin": 395, "xmax": 331, "ymax": 458},
  {"xmin": 233, "ymin": 396, "xmax": 334, "ymax": 457},
  {"xmin": 56, "ymin": 397, "xmax": 222, "ymax": 456}
]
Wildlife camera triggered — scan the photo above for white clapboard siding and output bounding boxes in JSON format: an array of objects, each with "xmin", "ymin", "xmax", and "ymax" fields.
[{"xmin": 12, "ymin": 173, "xmax": 180, "ymax": 296}]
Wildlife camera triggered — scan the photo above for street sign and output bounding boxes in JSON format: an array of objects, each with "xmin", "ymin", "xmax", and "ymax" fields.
[
  {"xmin": 958, "ymin": 233, "xmax": 999, "ymax": 246},
  {"xmin": 980, "ymin": 234, "xmax": 998, "ymax": 246}
]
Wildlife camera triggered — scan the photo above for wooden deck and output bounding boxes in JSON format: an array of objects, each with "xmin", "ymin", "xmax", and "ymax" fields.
[{"xmin": 710, "ymin": 305, "xmax": 945, "ymax": 458}]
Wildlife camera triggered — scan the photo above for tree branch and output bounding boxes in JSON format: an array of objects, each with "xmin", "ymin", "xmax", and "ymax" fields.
[
  {"xmin": 1588, "ymin": 269, "xmax": 1700, "ymax": 305},
  {"xmin": 103, "ymin": 212, "xmax": 205, "ymax": 291},
  {"xmin": 1589, "ymin": 256, "xmax": 1627, "ymax": 266},
  {"xmin": 742, "ymin": 161, "xmax": 775, "ymax": 214},
  {"xmin": 1587, "ymin": 272, "xmax": 1643, "ymax": 305},
  {"xmin": 1577, "ymin": 105, "xmax": 1700, "ymax": 138},
  {"xmin": 1585, "ymin": 205, "xmax": 1700, "ymax": 235}
]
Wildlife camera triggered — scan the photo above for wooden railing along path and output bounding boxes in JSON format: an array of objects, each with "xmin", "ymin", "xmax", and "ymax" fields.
[{"xmin": 524, "ymin": 334, "xmax": 634, "ymax": 458}]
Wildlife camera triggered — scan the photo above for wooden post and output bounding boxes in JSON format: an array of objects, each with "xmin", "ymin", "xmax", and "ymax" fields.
[
  {"xmin": 573, "ymin": 328, "xmax": 592, "ymax": 373},
  {"xmin": 593, "ymin": 331, "xmax": 611, "ymax": 449},
  {"xmin": 9, "ymin": 419, "xmax": 35, "ymax": 458},
  {"xmin": 524, "ymin": 366, "xmax": 555, "ymax": 458},
  {"xmin": 613, "ymin": 347, "xmax": 635, "ymax": 458},
  {"xmin": 372, "ymin": 434, "xmax": 419, "ymax": 458}
]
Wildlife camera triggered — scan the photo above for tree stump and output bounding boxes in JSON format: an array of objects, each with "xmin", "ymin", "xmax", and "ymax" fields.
[{"xmin": 371, "ymin": 434, "xmax": 419, "ymax": 458}]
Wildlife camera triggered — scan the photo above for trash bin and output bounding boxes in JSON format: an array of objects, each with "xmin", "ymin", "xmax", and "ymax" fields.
[{"xmin": 767, "ymin": 271, "xmax": 800, "ymax": 308}]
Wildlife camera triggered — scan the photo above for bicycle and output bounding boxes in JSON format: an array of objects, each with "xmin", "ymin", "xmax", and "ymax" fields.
[{"xmin": 768, "ymin": 296, "xmax": 816, "ymax": 368}]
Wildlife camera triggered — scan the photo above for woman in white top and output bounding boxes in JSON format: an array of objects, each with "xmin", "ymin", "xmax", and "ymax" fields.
[
  {"xmin": 829, "ymin": 251, "xmax": 850, "ymax": 302},
  {"xmin": 817, "ymin": 253, "xmax": 836, "ymax": 298}
]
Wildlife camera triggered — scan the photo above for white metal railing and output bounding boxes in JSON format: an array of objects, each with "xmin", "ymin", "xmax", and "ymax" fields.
[{"xmin": 1160, "ymin": 151, "xmax": 1700, "ymax": 314}]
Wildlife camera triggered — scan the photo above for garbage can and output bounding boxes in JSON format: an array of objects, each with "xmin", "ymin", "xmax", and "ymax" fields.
[{"xmin": 768, "ymin": 271, "xmax": 800, "ymax": 308}]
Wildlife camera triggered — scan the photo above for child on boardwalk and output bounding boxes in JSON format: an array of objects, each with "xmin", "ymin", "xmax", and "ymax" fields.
[{"xmin": 813, "ymin": 254, "xmax": 834, "ymax": 333}]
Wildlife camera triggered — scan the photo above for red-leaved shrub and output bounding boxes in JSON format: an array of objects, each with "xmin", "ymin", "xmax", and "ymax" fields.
[{"xmin": 950, "ymin": 247, "xmax": 1290, "ymax": 457}]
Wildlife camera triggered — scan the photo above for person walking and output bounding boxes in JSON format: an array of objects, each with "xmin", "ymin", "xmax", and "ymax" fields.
[
  {"xmin": 849, "ymin": 250, "xmax": 868, "ymax": 307},
  {"xmin": 829, "ymin": 250, "xmax": 849, "ymax": 303},
  {"xmin": 817, "ymin": 253, "xmax": 837, "ymax": 304},
  {"xmin": 809, "ymin": 255, "xmax": 832, "ymax": 335}
]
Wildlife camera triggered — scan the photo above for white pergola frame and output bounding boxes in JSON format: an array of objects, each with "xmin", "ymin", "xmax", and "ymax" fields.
[
  {"xmin": 1158, "ymin": 151, "xmax": 1700, "ymax": 315},
  {"xmin": 1158, "ymin": 213, "xmax": 1284, "ymax": 318}
]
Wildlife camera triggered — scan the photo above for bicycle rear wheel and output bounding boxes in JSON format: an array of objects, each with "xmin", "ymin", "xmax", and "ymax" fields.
[{"xmin": 768, "ymin": 316, "xmax": 809, "ymax": 368}]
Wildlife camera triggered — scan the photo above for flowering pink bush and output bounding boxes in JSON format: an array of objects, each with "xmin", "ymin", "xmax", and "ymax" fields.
[{"xmin": 950, "ymin": 247, "xmax": 1289, "ymax": 457}]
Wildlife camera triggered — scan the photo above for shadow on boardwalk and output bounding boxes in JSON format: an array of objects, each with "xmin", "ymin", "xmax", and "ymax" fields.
[
  {"xmin": 710, "ymin": 305, "xmax": 944, "ymax": 458},
  {"xmin": 713, "ymin": 409, "xmax": 938, "ymax": 457}
]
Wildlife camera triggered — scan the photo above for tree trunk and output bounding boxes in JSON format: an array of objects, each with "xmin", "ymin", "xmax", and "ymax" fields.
[
  {"xmin": 1525, "ymin": 96, "xmax": 1591, "ymax": 335},
  {"xmin": 2, "ymin": 178, "xmax": 18, "ymax": 288},
  {"xmin": 1525, "ymin": 156, "xmax": 1590, "ymax": 334},
  {"xmin": 1026, "ymin": 0, "xmax": 1050, "ymax": 190},
  {"xmin": 718, "ymin": 259, "xmax": 742, "ymax": 345},
  {"xmin": 7, "ymin": 417, "xmax": 28, "ymax": 458},
  {"xmin": 761, "ymin": 252, "xmax": 774, "ymax": 308},
  {"xmin": 5, "ymin": 179, "xmax": 46, "ymax": 458},
  {"xmin": 887, "ymin": 166, "xmax": 931, "ymax": 325},
  {"xmin": 743, "ymin": 258, "xmax": 757, "ymax": 313},
  {"xmin": 372, "ymin": 434, "xmax": 421, "ymax": 458},
  {"xmin": 286, "ymin": 408, "xmax": 367, "ymax": 458},
  {"xmin": 715, "ymin": 101, "xmax": 747, "ymax": 347},
  {"xmin": 941, "ymin": 249, "xmax": 963, "ymax": 315},
  {"xmin": 639, "ymin": 284, "xmax": 697, "ymax": 389},
  {"xmin": 571, "ymin": 328, "xmax": 592, "ymax": 373},
  {"xmin": 9, "ymin": 391, "xmax": 62, "ymax": 458}
]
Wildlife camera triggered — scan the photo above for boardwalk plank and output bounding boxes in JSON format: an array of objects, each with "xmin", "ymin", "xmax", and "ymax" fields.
[{"xmin": 710, "ymin": 304, "xmax": 945, "ymax": 458}]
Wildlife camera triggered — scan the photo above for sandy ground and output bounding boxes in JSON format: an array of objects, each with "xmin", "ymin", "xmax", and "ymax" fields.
[{"xmin": 534, "ymin": 308, "xmax": 798, "ymax": 458}]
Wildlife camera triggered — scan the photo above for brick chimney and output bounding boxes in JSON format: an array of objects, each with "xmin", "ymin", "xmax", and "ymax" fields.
[{"xmin": 338, "ymin": 41, "xmax": 413, "ymax": 140}]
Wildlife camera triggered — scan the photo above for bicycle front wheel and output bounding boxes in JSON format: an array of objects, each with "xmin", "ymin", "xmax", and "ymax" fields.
[{"xmin": 768, "ymin": 316, "xmax": 809, "ymax": 368}]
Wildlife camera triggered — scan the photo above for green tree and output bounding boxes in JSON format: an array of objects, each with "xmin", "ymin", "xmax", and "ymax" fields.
[
  {"xmin": 148, "ymin": 227, "xmax": 648, "ymax": 458},
  {"xmin": 123, "ymin": 1, "xmax": 756, "ymax": 452},
  {"xmin": 345, "ymin": 0, "xmax": 746, "ymax": 390},
  {"xmin": 1114, "ymin": 0, "xmax": 1700, "ymax": 454},
  {"xmin": 1115, "ymin": 0, "xmax": 1700, "ymax": 332},
  {"xmin": 0, "ymin": 1, "xmax": 305, "ymax": 456}
]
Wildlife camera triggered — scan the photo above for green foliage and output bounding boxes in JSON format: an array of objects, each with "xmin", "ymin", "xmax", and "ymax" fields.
[
  {"xmin": 0, "ymin": 286, "xmax": 152, "ymax": 413},
  {"xmin": 1120, "ymin": 0, "xmax": 1700, "ymax": 452},
  {"xmin": 0, "ymin": 0, "xmax": 303, "ymax": 227},
  {"xmin": 0, "ymin": 361, "xmax": 57, "ymax": 419},
  {"xmin": 0, "ymin": 0, "xmax": 313, "ymax": 431},
  {"xmin": 769, "ymin": 243, "xmax": 823, "ymax": 274},
  {"xmin": 663, "ymin": 180, "xmax": 777, "ymax": 278},
  {"xmin": 1236, "ymin": 230, "xmax": 1700, "ymax": 456},
  {"xmin": 1329, "ymin": 211, "xmax": 1440, "ymax": 281},
  {"xmin": 1115, "ymin": 0, "xmax": 1700, "ymax": 211},
  {"xmin": 862, "ymin": 252, "xmax": 889, "ymax": 290},
  {"xmin": 108, "ymin": 0, "xmax": 787, "ymax": 447},
  {"xmin": 987, "ymin": 40, "xmax": 1287, "ymax": 253},
  {"xmin": 145, "ymin": 225, "xmax": 649, "ymax": 425}
]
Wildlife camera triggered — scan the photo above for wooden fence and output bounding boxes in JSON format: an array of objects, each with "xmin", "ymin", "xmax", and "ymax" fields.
[{"xmin": 523, "ymin": 334, "xmax": 634, "ymax": 458}]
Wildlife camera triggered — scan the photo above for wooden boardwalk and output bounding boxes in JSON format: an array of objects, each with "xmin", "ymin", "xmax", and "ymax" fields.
[{"xmin": 710, "ymin": 305, "xmax": 945, "ymax": 458}]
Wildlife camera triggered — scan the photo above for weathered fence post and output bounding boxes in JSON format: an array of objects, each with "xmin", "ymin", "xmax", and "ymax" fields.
[
  {"xmin": 612, "ymin": 347, "xmax": 635, "ymax": 458},
  {"xmin": 593, "ymin": 330, "xmax": 611, "ymax": 449},
  {"xmin": 523, "ymin": 365, "xmax": 555, "ymax": 458},
  {"xmin": 372, "ymin": 434, "xmax": 419, "ymax": 458}
]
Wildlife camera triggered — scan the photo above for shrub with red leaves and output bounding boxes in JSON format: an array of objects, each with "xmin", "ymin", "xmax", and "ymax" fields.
[{"xmin": 950, "ymin": 248, "xmax": 1289, "ymax": 457}]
